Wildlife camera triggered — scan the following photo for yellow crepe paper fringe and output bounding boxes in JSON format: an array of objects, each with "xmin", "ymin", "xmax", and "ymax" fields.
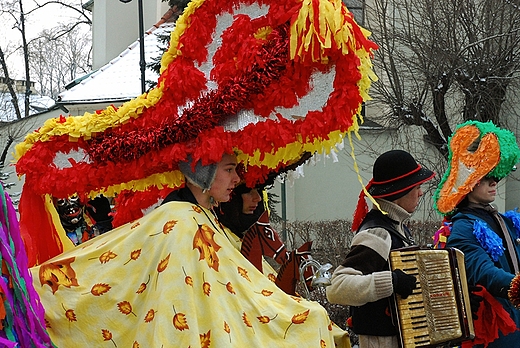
[
  {"xmin": 357, "ymin": 48, "xmax": 378, "ymax": 100},
  {"xmin": 290, "ymin": 0, "xmax": 357, "ymax": 63},
  {"xmin": 14, "ymin": 85, "xmax": 166, "ymax": 161},
  {"xmin": 87, "ymin": 170, "xmax": 185, "ymax": 200},
  {"xmin": 347, "ymin": 129, "xmax": 381, "ymax": 214}
]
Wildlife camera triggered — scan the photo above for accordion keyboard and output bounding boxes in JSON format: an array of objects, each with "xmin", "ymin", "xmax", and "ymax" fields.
[{"xmin": 390, "ymin": 249, "xmax": 467, "ymax": 347}]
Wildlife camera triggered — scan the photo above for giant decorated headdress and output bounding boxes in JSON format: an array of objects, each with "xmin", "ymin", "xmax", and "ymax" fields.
[
  {"xmin": 434, "ymin": 120, "xmax": 520, "ymax": 215},
  {"xmin": 15, "ymin": 0, "xmax": 377, "ymax": 265}
]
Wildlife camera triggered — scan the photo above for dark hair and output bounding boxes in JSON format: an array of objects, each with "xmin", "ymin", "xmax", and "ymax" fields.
[{"xmin": 216, "ymin": 184, "xmax": 264, "ymax": 238}]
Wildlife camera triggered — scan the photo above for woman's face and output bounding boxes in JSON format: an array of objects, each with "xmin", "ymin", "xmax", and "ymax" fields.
[
  {"xmin": 208, "ymin": 154, "xmax": 240, "ymax": 203},
  {"xmin": 242, "ymin": 189, "xmax": 262, "ymax": 214},
  {"xmin": 468, "ymin": 177, "xmax": 498, "ymax": 205}
]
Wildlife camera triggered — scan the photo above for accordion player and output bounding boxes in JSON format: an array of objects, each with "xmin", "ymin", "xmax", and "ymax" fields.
[{"xmin": 389, "ymin": 247, "xmax": 475, "ymax": 348}]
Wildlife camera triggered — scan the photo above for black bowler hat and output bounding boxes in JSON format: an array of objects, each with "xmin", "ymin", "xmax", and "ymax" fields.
[
  {"xmin": 368, "ymin": 150, "xmax": 435, "ymax": 200},
  {"xmin": 352, "ymin": 150, "xmax": 435, "ymax": 231}
]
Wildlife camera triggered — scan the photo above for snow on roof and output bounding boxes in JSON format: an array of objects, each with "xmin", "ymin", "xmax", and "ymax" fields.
[
  {"xmin": 57, "ymin": 21, "xmax": 175, "ymax": 104},
  {"xmin": 29, "ymin": 95, "xmax": 55, "ymax": 111},
  {"xmin": 0, "ymin": 93, "xmax": 55, "ymax": 121}
]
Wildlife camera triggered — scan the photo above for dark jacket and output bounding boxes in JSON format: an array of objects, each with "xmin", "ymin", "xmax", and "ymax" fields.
[
  {"xmin": 326, "ymin": 198, "xmax": 414, "ymax": 339},
  {"xmin": 349, "ymin": 209, "xmax": 411, "ymax": 336}
]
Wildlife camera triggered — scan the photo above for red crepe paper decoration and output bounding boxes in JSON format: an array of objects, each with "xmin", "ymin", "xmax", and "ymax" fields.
[
  {"xmin": 18, "ymin": 186, "xmax": 63, "ymax": 267},
  {"xmin": 15, "ymin": 0, "xmax": 377, "ymax": 265},
  {"xmin": 111, "ymin": 187, "xmax": 173, "ymax": 228},
  {"xmin": 16, "ymin": 0, "xmax": 377, "ymax": 200},
  {"xmin": 87, "ymin": 24, "xmax": 290, "ymax": 164},
  {"xmin": 463, "ymin": 286, "xmax": 517, "ymax": 347},
  {"xmin": 351, "ymin": 188, "xmax": 370, "ymax": 232}
]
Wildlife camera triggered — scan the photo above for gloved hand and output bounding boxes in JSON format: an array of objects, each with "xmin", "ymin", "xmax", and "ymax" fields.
[
  {"xmin": 392, "ymin": 269, "xmax": 417, "ymax": 299},
  {"xmin": 469, "ymin": 284, "xmax": 483, "ymax": 320},
  {"xmin": 86, "ymin": 195, "xmax": 112, "ymax": 223}
]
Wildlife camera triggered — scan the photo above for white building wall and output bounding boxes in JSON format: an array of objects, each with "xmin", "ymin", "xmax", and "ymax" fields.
[
  {"xmin": 271, "ymin": 125, "xmax": 513, "ymax": 224},
  {"xmin": 91, "ymin": 0, "xmax": 170, "ymax": 70}
]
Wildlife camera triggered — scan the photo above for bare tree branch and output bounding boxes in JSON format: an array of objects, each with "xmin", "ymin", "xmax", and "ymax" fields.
[
  {"xmin": 18, "ymin": 0, "xmax": 31, "ymax": 119},
  {"xmin": 365, "ymin": 0, "xmax": 520, "ymax": 161},
  {"xmin": 28, "ymin": 1, "xmax": 92, "ymax": 25},
  {"xmin": 45, "ymin": 20, "xmax": 91, "ymax": 41},
  {"xmin": 0, "ymin": 47, "xmax": 23, "ymax": 120}
]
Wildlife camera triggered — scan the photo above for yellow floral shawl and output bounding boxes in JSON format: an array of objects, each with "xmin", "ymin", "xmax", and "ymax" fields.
[{"xmin": 31, "ymin": 202, "xmax": 349, "ymax": 347}]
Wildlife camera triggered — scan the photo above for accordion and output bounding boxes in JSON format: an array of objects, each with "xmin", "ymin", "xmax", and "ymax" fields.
[{"xmin": 389, "ymin": 248, "xmax": 475, "ymax": 348}]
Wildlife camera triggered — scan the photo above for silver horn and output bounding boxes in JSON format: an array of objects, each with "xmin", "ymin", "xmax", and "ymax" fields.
[{"xmin": 298, "ymin": 258, "xmax": 333, "ymax": 299}]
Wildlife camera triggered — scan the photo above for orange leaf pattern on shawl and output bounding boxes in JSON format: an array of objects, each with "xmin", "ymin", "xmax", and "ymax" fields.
[
  {"xmin": 144, "ymin": 309, "xmax": 156, "ymax": 323},
  {"xmin": 200, "ymin": 330, "xmax": 211, "ymax": 348},
  {"xmin": 193, "ymin": 220, "xmax": 221, "ymax": 271},
  {"xmin": 39, "ymin": 257, "xmax": 78, "ymax": 294},
  {"xmin": 89, "ymin": 283, "xmax": 111, "ymax": 296}
]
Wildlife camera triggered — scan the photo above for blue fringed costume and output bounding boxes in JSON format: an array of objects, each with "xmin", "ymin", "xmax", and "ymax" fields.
[{"xmin": 447, "ymin": 207, "xmax": 520, "ymax": 347}]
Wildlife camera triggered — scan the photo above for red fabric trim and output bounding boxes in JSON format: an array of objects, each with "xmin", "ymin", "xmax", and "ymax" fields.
[
  {"xmin": 371, "ymin": 172, "xmax": 435, "ymax": 199},
  {"xmin": 371, "ymin": 165, "xmax": 422, "ymax": 185}
]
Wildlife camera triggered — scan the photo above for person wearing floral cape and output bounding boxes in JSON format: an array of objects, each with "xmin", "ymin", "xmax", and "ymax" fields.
[
  {"xmin": 434, "ymin": 120, "xmax": 520, "ymax": 347},
  {"xmin": 30, "ymin": 152, "xmax": 350, "ymax": 347}
]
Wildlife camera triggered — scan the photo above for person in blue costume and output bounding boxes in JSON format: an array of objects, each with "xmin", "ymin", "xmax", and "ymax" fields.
[{"xmin": 434, "ymin": 120, "xmax": 520, "ymax": 347}]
